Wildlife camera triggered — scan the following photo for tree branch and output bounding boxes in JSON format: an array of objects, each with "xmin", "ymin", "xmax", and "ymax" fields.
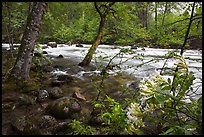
[
  {"xmin": 164, "ymin": 14, "xmax": 202, "ymax": 27},
  {"xmin": 94, "ymin": 2, "xmax": 102, "ymax": 18}
]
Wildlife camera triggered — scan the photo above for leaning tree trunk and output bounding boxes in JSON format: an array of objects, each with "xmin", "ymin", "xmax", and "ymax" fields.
[
  {"xmin": 78, "ymin": 2, "xmax": 115, "ymax": 67},
  {"xmin": 10, "ymin": 2, "xmax": 47, "ymax": 80},
  {"xmin": 78, "ymin": 17, "xmax": 105, "ymax": 67}
]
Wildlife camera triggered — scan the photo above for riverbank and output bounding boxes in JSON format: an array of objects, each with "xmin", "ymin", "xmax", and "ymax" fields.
[{"xmin": 2, "ymin": 50, "xmax": 140, "ymax": 135}]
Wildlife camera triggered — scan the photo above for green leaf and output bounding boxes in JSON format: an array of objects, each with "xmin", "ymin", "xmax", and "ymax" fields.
[
  {"xmin": 167, "ymin": 78, "xmax": 171, "ymax": 84},
  {"xmin": 155, "ymin": 94, "xmax": 166, "ymax": 106},
  {"xmin": 161, "ymin": 127, "xmax": 174, "ymax": 135},
  {"xmin": 94, "ymin": 103, "xmax": 103, "ymax": 108},
  {"xmin": 161, "ymin": 85, "xmax": 172, "ymax": 91}
]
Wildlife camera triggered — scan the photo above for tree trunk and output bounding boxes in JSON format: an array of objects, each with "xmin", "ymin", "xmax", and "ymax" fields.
[
  {"xmin": 78, "ymin": 2, "xmax": 115, "ymax": 67},
  {"xmin": 154, "ymin": 2, "xmax": 158, "ymax": 40},
  {"xmin": 78, "ymin": 17, "xmax": 105, "ymax": 67},
  {"xmin": 155, "ymin": 2, "xmax": 158, "ymax": 31},
  {"xmin": 170, "ymin": 2, "xmax": 196, "ymax": 93},
  {"xmin": 162, "ymin": 2, "xmax": 168, "ymax": 26},
  {"xmin": 10, "ymin": 2, "xmax": 47, "ymax": 80},
  {"xmin": 145, "ymin": 3, "xmax": 149, "ymax": 30},
  {"xmin": 180, "ymin": 2, "xmax": 195, "ymax": 55}
]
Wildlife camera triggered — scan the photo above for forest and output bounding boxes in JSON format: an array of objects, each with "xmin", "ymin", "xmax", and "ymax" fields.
[{"xmin": 2, "ymin": 2, "xmax": 202, "ymax": 135}]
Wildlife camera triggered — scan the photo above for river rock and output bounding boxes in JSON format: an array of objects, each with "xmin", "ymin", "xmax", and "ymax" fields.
[
  {"xmin": 54, "ymin": 121, "xmax": 71, "ymax": 134},
  {"xmin": 2, "ymin": 102, "xmax": 16, "ymax": 112},
  {"xmin": 51, "ymin": 80, "xmax": 65, "ymax": 87},
  {"xmin": 49, "ymin": 87, "xmax": 63, "ymax": 99},
  {"xmin": 46, "ymin": 97, "xmax": 81, "ymax": 119},
  {"xmin": 89, "ymin": 107, "xmax": 103, "ymax": 126},
  {"xmin": 128, "ymin": 81, "xmax": 140, "ymax": 91},
  {"xmin": 57, "ymin": 74, "xmax": 74, "ymax": 82},
  {"xmin": 38, "ymin": 115, "xmax": 57, "ymax": 129},
  {"xmin": 53, "ymin": 65, "xmax": 64, "ymax": 70},
  {"xmin": 42, "ymin": 46, "xmax": 48, "ymax": 49},
  {"xmin": 89, "ymin": 116, "xmax": 103, "ymax": 126},
  {"xmin": 131, "ymin": 44, "xmax": 140, "ymax": 49},
  {"xmin": 72, "ymin": 90, "xmax": 86, "ymax": 101},
  {"xmin": 18, "ymin": 94, "xmax": 37, "ymax": 106},
  {"xmin": 65, "ymin": 41, "xmax": 72, "ymax": 46},
  {"xmin": 47, "ymin": 42, "xmax": 57, "ymax": 48},
  {"xmin": 42, "ymin": 65, "xmax": 53, "ymax": 72},
  {"xmin": 76, "ymin": 44, "xmax": 83, "ymax": 47},
  {"xmin": 11, "ymin": 114, "xmax": 58, "ymax": 135},
  {"xmin": 57, "ymin": 54, "xmax": 64, "ymax": 58},
  {"xmin": 11, "ymin": 115, "xmax": 40, "ymax": 135},
  {"xmin": 37, "ymin": 90, "xmax": 49, "ymax": 102},
  {"xmin": 42, "ymin": 51, "xmax": 48, "ymax": 54},
  {"xmin": 34, "ymin": 52, "xmax": 42, "ymax": 57}
]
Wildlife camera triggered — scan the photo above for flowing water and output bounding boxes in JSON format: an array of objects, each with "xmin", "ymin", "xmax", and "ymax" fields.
[{"xmin": 2, "ymin": 43, "xmax": 202, "ymax": 102}]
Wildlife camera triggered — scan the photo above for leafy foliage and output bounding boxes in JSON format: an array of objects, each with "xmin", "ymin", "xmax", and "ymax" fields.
[
  {"xmin": 68, "ymin": 119, "xmax": 96, "ymax": 135},
  {"xmin": 2, "ymin": 2, "xmax": 202, "ymax": 48}
]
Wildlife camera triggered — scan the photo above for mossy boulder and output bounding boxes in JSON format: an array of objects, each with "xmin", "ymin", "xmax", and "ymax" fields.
[
  {"xmin": 11, "ymin": 115, "xmax": 40, "ymax": 135},
  {"xmin": 11, "ymin": 114, "xmax": 58, "ymax": 135},
  {"xmin": 48, "ymin": 87, "xmax": 63, "ymax": 99},
  {"xmin": 46, "ymin": 97, "xmax": 81, "ymax": 119}
]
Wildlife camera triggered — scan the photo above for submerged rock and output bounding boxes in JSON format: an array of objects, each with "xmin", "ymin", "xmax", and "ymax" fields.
[
  {"xmin": 51, "ymin": 74, "xmax": 75, "ymax": 86},
  {"xmin": 130, "ymin": 44, "xmax": 140, "ymax": 49},
  {"xmin": 57, "ymin": 54, "xmax": 63, "ymax": 58},
  {"xmin": 57, "ymin": 74, "xmax": 74, "ymax": 83},
  {"xmin": 76, "ymin": 44, "xmax": 83, "ymax": 47},
  {"xmin": 46, "ymin": 97, "xmax": 81, "ymax": 119},
  {"xmin": 42, "ymin": 51, "xmax": 48, "ymax": 54},
  {"xmin": 51, "ymin": 80, "xmax": 65, "ymax": 87}
]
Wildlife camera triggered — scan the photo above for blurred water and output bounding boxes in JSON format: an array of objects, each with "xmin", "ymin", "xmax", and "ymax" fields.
[{"xmin": 2, "ymin": 43, "xmax": 202, "ymax": 101}]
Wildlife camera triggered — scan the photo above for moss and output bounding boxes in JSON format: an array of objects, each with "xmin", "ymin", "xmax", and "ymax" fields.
[{"xmin": 2, "ymin": 77, "xmax": 41, "ymax": 93}]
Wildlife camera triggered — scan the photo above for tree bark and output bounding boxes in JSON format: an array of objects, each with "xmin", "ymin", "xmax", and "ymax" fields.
[
  {"xmin": 154, "ymin": 2, "xmax": 158, "ymax": 40},
  {"xmin": 162, "ymin": 2, "xmax": 168, "ymax": 26},
  {"xmin": 10, "ymin": 2, "xmax": 48, "ymax": 80},
  {"xmin": 155, "ymin": 2, "xmax": 158, "ymax": 31},
  {"xmin": 180, "ymin": 2, "xmax": 196, "ymax": 55},
  {"xmin": 78, "ymin": 2, "xmax": 115, "ymax": 67}
]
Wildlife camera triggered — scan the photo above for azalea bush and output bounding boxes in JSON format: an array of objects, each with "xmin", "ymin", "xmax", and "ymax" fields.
[{"xmin": 94, "ymin": 52, "xmax": 202, "ymax": 135}]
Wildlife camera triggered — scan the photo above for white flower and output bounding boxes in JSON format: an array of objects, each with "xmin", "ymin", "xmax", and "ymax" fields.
[{"xmin": 125, "ymin": 103, "xmax": 144, "ymax": 127}]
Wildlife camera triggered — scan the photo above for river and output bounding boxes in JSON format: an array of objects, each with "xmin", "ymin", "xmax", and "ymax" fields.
[{"xmin": 2, "ymin": 43, "xmax": 202, "ymax": 102}]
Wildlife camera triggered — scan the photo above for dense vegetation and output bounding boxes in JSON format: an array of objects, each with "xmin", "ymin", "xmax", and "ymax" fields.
[{"xmin": 2, "ymin": 2, "xmax": 202, "ymax": 48}]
